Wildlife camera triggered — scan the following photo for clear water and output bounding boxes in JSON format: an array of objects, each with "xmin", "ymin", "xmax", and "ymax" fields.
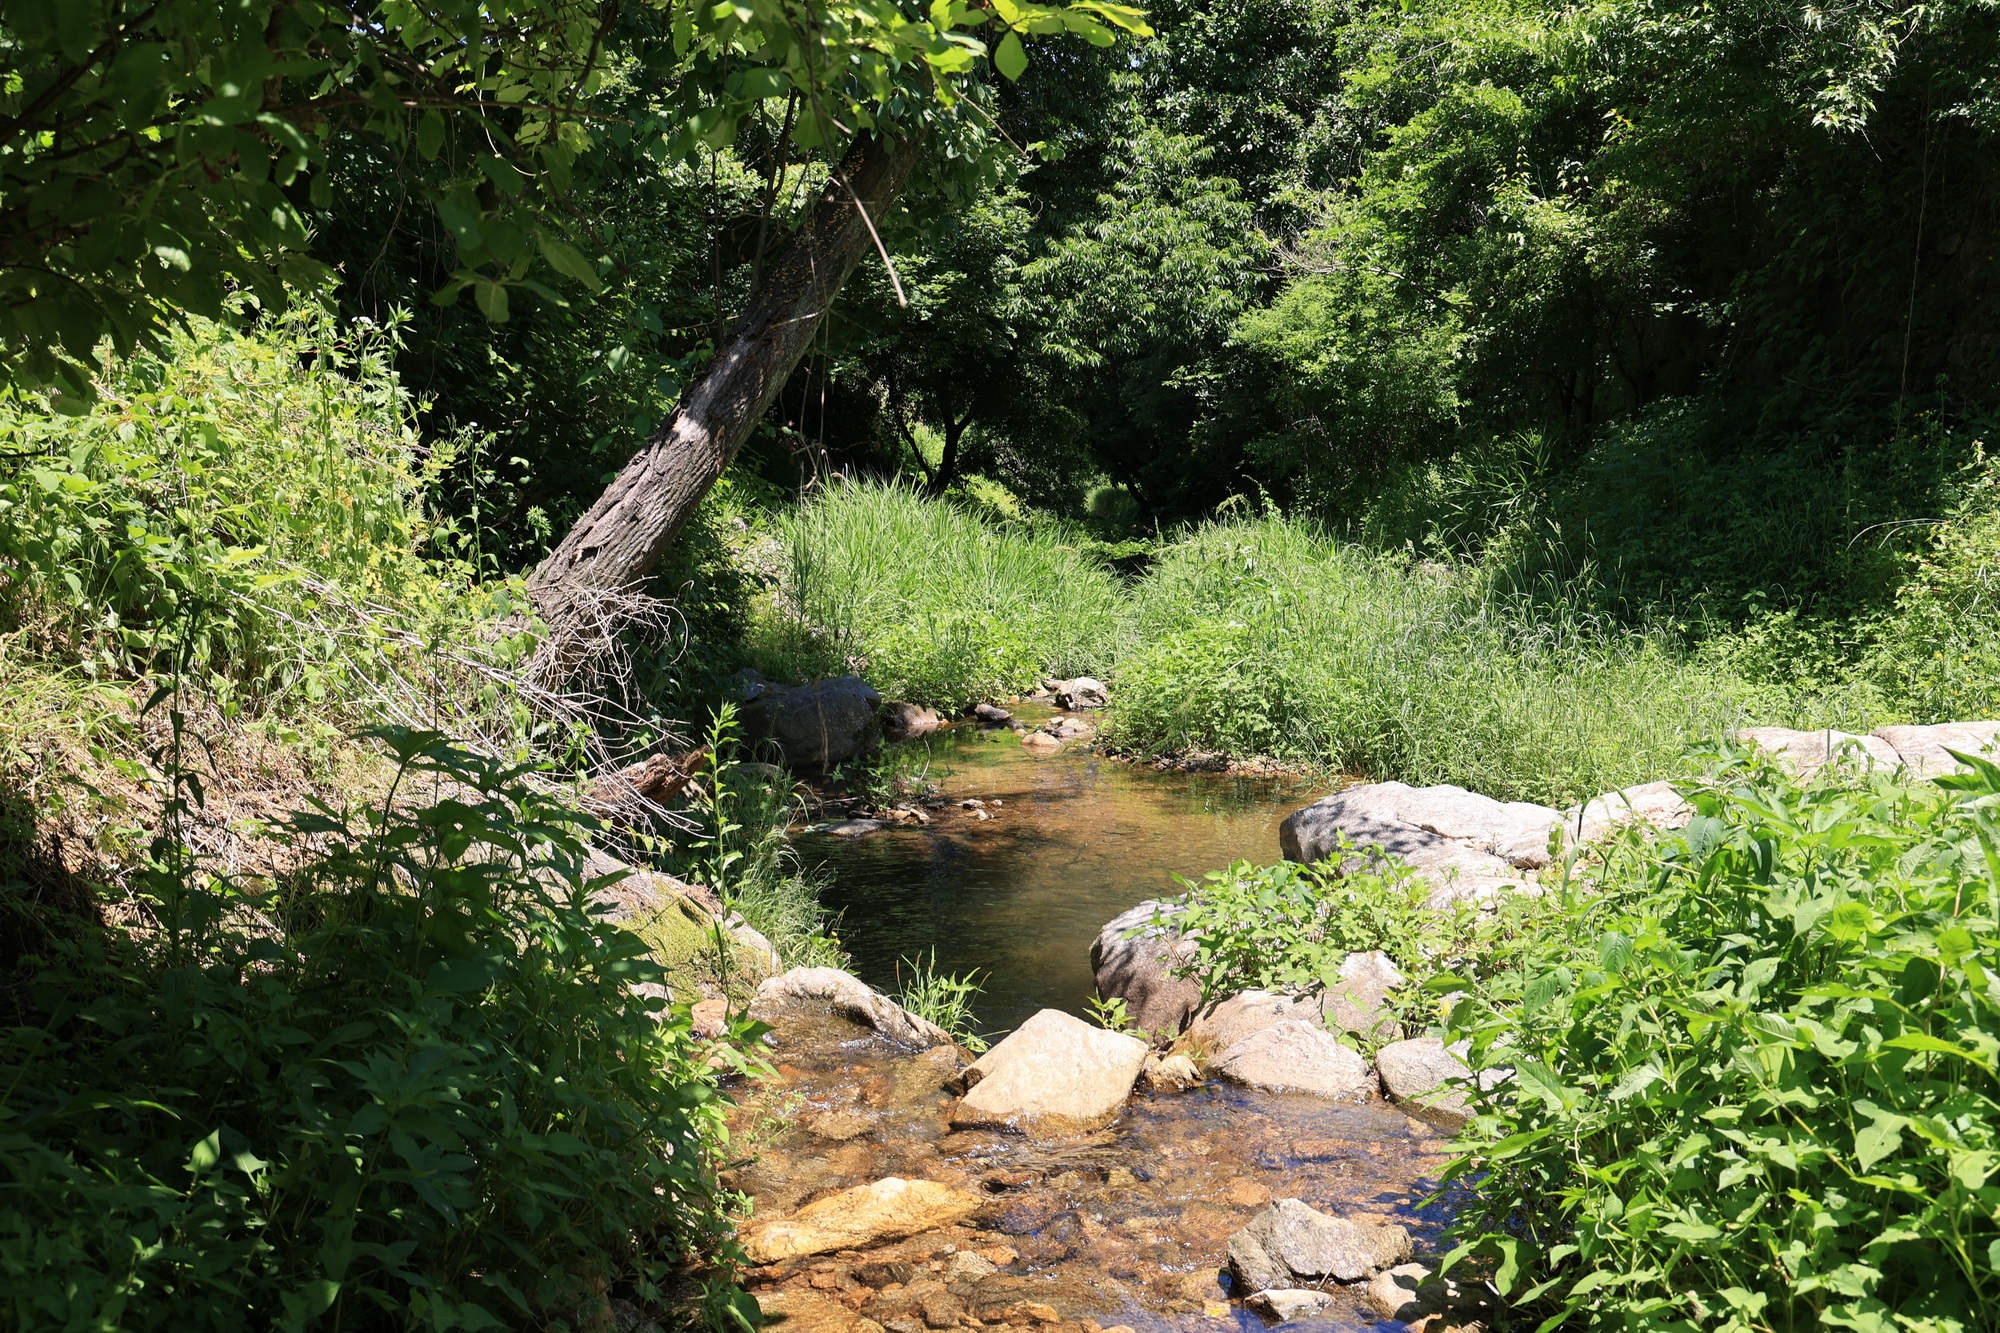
[{"xmin": 798, "ymin": 706, "xmax": 1330, "ymax": 1036}]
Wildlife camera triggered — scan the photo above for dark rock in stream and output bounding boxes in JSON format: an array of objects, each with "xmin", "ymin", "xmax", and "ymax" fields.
[
  {"xmin": 743, "ymin": 675, "xmax": 883, "ymax": 769},
  {"xmin": 1090, "ymin": 901, "xmax": 1201, "ymax": 1040},
  {"xmin": 971, "ymin": 703, "xmax": 1013, "ymax": 725}
]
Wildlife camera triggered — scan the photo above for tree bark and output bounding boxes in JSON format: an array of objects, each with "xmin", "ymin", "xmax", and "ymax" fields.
[{"xmin": 529, "ymin": 131, "xmax": 925, "ymax": 610}]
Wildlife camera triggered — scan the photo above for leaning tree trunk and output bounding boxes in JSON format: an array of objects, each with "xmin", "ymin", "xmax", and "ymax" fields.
[{"xmin": 529, "ymin": 131, "xmax": 925, "ymax": 624}]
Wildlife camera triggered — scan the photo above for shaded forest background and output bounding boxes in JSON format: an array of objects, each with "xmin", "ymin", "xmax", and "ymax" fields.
[{"xmin": 322, "ymin": 0, "xmax": 2000, "ymax": 647}]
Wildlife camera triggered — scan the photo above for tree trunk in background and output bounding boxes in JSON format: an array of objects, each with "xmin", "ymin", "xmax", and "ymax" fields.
[{"xmin": 529, "ymin": 132, "xmax": 924, "ymax": 616}]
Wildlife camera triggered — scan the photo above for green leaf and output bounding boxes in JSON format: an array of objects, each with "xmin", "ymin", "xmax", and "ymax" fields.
[
  {"xmin": 474, "ymin": 281, "xmax": 511, "ymax": 323},
  {"xmin": 538, "ymin": 236, "xmax": 602, "ymax": 291},
  {"xmin": 418, "ymin": 111, "xmax": 446, "ymax": 160},
  {"xmin": 187, "ymin": 1129, "xmax": 223, "ymax": 1175},
  {"xmin": 995, "ymin": 30, "xmax": 1028, "ymax": 79}
]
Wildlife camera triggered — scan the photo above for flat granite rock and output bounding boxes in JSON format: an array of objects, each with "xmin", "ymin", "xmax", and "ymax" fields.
[
  {"xmin": 741, "ymin": 1177, "xmax": 984, "ymax": 1263},
  {"xmin": 756, "ymin": 1289, "xmax": 888, "ymax": 1333},
  {"xmin": 1872, "ymin": 721, "xmax": 2000, "ymax": 776},
  {"xmin": 1213, "ymin": 1021, "xmax": 1372, "ymax": 1100},
  {"xmin": 951, "ymin": 1008, "xmax": 1149, "ymax": 1139},
  {"xmin": 1559, "ymin": 779, "xmax": 1692, "ymax": 847},
  {"xmin": 1736, "ymin": 726, "xmax": 1900, "ymax": 776}
]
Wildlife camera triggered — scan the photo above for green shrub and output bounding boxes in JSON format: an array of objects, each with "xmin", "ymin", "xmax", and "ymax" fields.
[
  {"xmin": 0, "ymin": 729, "xmax": 753, "ymax": 1331},
  {"xmin": 1155, "ymin": 857, "xmax": 1477, "ymax": 1001},
  {"xmin": 1862, "ymin": 461, "xmax": 2000, "ymax": 723},
  {"xmin": 761, "ymin": 481, "xmax": 1124, "ymax": 709},
  {"xmin": 890, "ymin": 951, "xmax": 989, "ymax": 1053},
  {"xmin": 1438, "ymin": 749, "xmax": 2000, "ymax": 1331},
  {"xmin": 0, "ymin": 303, "xmax": 539, "ymax": 751}
]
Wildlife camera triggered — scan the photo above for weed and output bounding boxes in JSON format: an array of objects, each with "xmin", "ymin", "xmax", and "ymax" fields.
[
  {"xmin": 891, "ymin": 950, "xmax": 990, "ymax": 1052},
  {"xmin": 757, "ymin": 480, "xmax": 1124, "ymax": 710}
]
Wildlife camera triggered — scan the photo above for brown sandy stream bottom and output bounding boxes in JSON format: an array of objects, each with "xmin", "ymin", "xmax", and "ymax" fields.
[{"xmin": 728, "ymin": 1015, "xmax": 1471, "ymax": 1333}]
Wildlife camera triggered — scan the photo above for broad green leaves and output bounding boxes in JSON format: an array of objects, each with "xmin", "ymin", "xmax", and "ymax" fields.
[{"xmin": 1439, "ymin": 755, "xmax": 2000, "ymax": 1328}]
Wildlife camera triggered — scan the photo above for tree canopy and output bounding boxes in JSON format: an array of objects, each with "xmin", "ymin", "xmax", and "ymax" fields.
[{"xmin": 0, "ymin": 0, "xmax": 1147, "ymax": 397}]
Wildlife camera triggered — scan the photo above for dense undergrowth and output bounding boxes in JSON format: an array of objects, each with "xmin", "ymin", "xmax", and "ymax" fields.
[
  {"xmin": 4, "ymin": 732, "xmax": 752, "ymax": 1330},
  {"xmin": 1434, "ymin": 749, "xmax": 2000, "ymax": 1332},
  {"xmin": 0, "ymin": 316, "xmax": 830, "ymax": 1330},
  {"xmin": 753, "ymin": 480, "xmax": 2000, "ymax": 805}
]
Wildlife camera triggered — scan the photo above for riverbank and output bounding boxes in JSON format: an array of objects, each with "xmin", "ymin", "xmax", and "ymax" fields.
[
  {"xmin": 745, "ymin": 482, "xmax": 2000, "ymax": 808},
  {"xmin": 732, "ymin": 715, "xmax": 2000, "ymax": 1333}
]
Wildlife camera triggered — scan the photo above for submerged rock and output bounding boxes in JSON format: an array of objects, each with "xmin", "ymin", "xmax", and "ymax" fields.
[
  {"xmin": 1090, "ymin": 900, "xmax": 1202, "ymax": 1039},
  {"xmin": 1228, "ymin": 1198, "xmax": 1412, "ymax": 1291},
  {"xmin": 1020, "ymin": 731, "xmax": 1063, "ymax": 753},
  {"xmin": 755, "ymin": 1290, "xmax": 885, "ymax": 1333},
  {"xmin": 1213, "ymin": 1021, "xmax": 1372, "ymax": 1099},
  {"xmin": 827, "ymin": 819, "xmax": 885, "ymax": 838},
  {"xmin": 741, "ymin": 1177, "xmax": 985, "ymax": 1262},
  {"xmin": 743, "ymin": 675, "xmax": 883, "ymax": 769},
  {"xmin": 881, "ymin": 701, "xmax": 943, "ymax": 741},
  {"xmin": 951, "ymin": 1008, "xmax": 1149, "ymax": 1139},
  {"xmin": 750, "ymin": 966, "xmax": 956, "ymax": 1050}
]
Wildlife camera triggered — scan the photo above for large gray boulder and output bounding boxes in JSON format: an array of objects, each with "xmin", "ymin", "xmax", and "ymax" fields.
[
  {"xmin": 1279, "ymin": 782, "xmax": 1554, "ymax": 909},
  {"xmin": 1376, "ymin": 1035, "xmax": 1508, "ymax": 1127},
  {"xmin": 1736, "ymin": 726, "xmax": 1899, "ymax": 777},
  {"xmin": 1213, "ymin": 1021, "xmax": 1372, "ymax": 1099},
  {"xmin": 742, "ymin": 675, "xmax": 883, "ymax": 769},
  {"xmin": 1872, "ymin": 721, "xmax": 2000, "ymax": 776},
  {"xmin": 1282, "ymin": 781, "xmax": 1560, "ymax": 870},
  {"xmin": 1091, "ymin": 900, "xmax": 1201, "ymax": 1038},
  {"xmin": 1227, "ymin": 1198, "xmax": 1413, "ymax": 1292},
  {"xmin": 749, "ymin": 966, "xmax": 954, "ymax": 1050},
  {"xmin": 950, "ymin": 1008, "xmax": 1149, "ymax": 1140}
]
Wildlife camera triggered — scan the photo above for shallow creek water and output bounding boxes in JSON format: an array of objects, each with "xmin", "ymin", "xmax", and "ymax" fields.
[
  {"xmin": 731, "ymin": 713, "xmax": 1468, "ymax": 1333},
  {"xmin": 800, "ymin": 707, "xmax": 1327, "ymax": 1037}
]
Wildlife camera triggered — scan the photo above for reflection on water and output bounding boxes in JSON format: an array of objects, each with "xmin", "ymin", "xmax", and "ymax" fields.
[{"xmin": 799, "ymin": 708, "xmax": 1330, "ymax": 1036}]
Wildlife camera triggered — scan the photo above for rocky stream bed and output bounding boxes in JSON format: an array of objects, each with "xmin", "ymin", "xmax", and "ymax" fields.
[{"xmin": 664, "ymin": 684, "xmax": 2000, "ymax": 1333}]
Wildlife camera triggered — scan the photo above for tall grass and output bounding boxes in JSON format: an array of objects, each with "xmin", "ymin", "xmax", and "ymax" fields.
[
  {"xmin": 1112, "ymin": 516, "xmax": 1845, "ymax": 804},
  {"xmin": 758, "ymin": 480, "xmax": 1125, "ymax": 709},
  {"xmin": 759, "ymin": 491, "xmax": 1882, "ymax": 805}
]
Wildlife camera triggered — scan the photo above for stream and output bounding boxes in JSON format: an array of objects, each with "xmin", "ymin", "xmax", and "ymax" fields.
[
  {"xmin": 801, "ymin": 705, "xmax": 1325, "ymax": 1037},
  {"xmin": 730, "ymin": 710, "xmax": 1469, "ymax": 1333}
]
